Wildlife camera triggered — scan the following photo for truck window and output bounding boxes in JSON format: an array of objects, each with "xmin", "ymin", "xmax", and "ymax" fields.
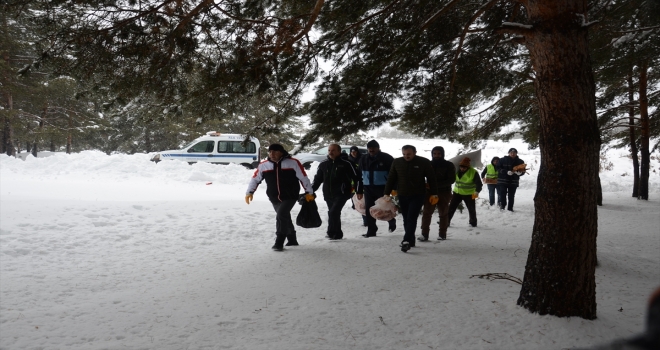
[
  {"xmin": 218, "ymin": 141, "xmax": 256, "ymax": 153},
  {"xmin": 188, "ymin": 141, "xmax": 215, "ymax": 153}
]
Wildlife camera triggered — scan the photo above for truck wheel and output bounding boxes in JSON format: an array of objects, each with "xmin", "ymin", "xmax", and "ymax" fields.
[
  {"xmin": 303, "ymin": 162, "xmax": 312, "ymax": 170},
  {"xmin": 240, "ymin": 163, "xmax": 252, "ymax": 169}
]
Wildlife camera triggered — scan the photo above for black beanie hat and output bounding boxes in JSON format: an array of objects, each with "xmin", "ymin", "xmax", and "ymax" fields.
[
  {"xmin": 508, "ymin": 148, "xmax": 518, "ymax": 153},
  {"xmin": 366, "ymin": 140, "xmax": 380, "ymax": 148},
  {"xmin": 268, "ymin": 144, "xmax": 286, "ymax": 153},
  {"xmin": 431, "ymin": 146, "xmax": 445, "ymax": 158},
  {"xmin": 350, "ymin": 146, "xmax": 359, "ymax": 152}
]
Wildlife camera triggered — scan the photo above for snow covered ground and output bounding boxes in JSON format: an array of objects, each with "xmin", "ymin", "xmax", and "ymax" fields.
[{"xmin": 1, "ymin": 138, "xmax": 658, "ymax": 350}]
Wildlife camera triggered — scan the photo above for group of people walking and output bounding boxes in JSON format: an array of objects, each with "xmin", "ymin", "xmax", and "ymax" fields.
[{"xmin": 245, "ymin": 141, "xmax": 524, "ymax": 252}]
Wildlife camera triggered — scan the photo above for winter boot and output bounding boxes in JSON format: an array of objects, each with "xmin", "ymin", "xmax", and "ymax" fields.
[
  {"xmin": 272, "ymin": 244, "xmax": 284, "ymax": 251},
  {"xmin": 400, "ymin": 241, "xmax": 410, "ymax": 252},
  {"xmin": 388, "ymin": 221, "xmax": 396, "ymax": 232}
]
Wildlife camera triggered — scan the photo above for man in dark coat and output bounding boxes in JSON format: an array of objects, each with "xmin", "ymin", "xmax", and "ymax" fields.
[
  {"xmin": 246, "ymin": 144, "xmax": 315, "ymax": 251},
  {"xmin": 348, "ymin": 145, "xmax": 368, "ymax": 226},
  {"xmin": 359, "ymin": 140, "xmax": 396, "ymax": 237},
  {"xmin": 384, "ymin": 145, "xmax": 438, "ymax": 252},
  {"xmin": 496, "ymin": 148, "xmax": 525, "ymax": 212},
  {"xmin": 347, "ymin": 145, "xmax": 362, "ymax": 166},
  {"xmin": 312, "ymin": 144, "xmax": 363, "ymax": 240},
  {"xmin": 419, "ymin": 146, "xmax": 456, "ymax": 241}
]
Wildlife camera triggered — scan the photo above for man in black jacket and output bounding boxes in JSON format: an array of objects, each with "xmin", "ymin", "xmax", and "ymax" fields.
[
  {"xmin": 496, "ymin": 148, "xmax": 525, "ymax": 212},
  {"xmin": 347, "ymin": 145, "xmax": 367, "ymax": 226},
  {"xmin": 419, "ymin": 146, "xmax": 456, "ymax": 241},
  {"xmin": 384, "ymin": 145, "xmax": 438, "ymax": 251},
  {"xmin": 312, "ymin": 144, "xmax": 363, "ymax": 240},
  {"xmin": 245, "ymin": 144, "xmax": 315, "ymax": 251}
]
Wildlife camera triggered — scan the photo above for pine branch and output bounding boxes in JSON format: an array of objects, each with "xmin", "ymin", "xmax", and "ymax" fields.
[
  {"xmin": 601, "ymin": 124, "xmax": 641, "ymax": 131},
  {"xmin": 449, "ymin": 0, "xmax": 500, "ymax": 95},
  {"xmin": 616, "ymin": 25, "xmax": 660, "ymax": 34},
  {"xmin": 333, "ymin": 0, "xmax": 401, "ymax": 39}
]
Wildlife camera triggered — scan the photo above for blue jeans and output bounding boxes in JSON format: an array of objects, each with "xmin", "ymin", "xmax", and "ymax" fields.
[
  {"xmin": 497, "ymin": 185, "xmax": 518, "ymax": 211},
  {"xmin": 398, "ymin": 194, "xmax": 425, "ymax": 245},
  {"xmin": 487, "ymin": 184, "xmax": 500, "ymax": 206}
]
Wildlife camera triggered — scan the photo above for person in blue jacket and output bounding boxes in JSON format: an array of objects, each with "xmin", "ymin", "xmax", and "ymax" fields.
[{"xmin": 359, "ymin": 140, "xmax": 396, "ymax": 237}]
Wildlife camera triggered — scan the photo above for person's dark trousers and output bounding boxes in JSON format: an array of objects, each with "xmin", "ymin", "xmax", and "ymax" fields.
[
  {"xmin": 398, "ymin": 194, "xmax": 425, "ymax": 246},
  {"xmin": 364, "ymin": 185, "xmax": 384, "ymax": 235},
  {"xmin": 497, "ymin": 184, "xmax": 518, "ymax": 211},
  {"xmin": 420, "ymin": 191, "xmax": 452, "ymax": 239},
  {"xmin": 325, "ymin": 194, "xmax": 351, "ymax": 239},
  {"xmin": 486, "ymin": 184, "xmax": 499, "ymax": 206},
  {"xmin": 269, "ymin": 198, "xmax": 297, "ymax": 247},
  {"xmin": 447, "ymin": 193, "xmax": 477, "ymax": 227}
]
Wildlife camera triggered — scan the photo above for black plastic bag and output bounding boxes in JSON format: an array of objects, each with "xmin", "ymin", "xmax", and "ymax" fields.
[{"xmin": 296, "ymin": 195, "xmax": 322, "ymax": 228}]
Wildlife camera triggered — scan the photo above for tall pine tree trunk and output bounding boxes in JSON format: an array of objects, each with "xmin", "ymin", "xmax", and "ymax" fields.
[
  {"xmin": 2, "ymin": 93, "xmax": 15, "ymax": 156},
  {"xmin": 66, "ymin": 114, "xmax": 72, "ymax": 154},
  {"xmin": 145, "ymin": 127, "xmax": 152, "ymax": 153},
  {"xmin": 517, "ymin": 0, "xmax": 599, "ymax": 319},
  {"xmin": 32, "ymin": 107, "xmax": 48, "ymax": 157},
  {"xmin": 638, "ymin": 61, "xmax": 649, "ymax": 200},
  {"xmin": 628, "ymin": 72, "xmax": 639, "ymax": 198}
]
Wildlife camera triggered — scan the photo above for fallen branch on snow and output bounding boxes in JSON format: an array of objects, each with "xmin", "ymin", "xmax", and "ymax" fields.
[{"xmin": 470, "ymin": 273, "xmax": 522, "ymax": 285}]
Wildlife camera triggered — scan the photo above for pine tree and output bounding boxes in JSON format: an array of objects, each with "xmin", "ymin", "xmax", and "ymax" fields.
[
  {"xmin": 591, "ymin": 0, "xmax": 660, "ymax": 200},
  {"xmin": 18, "ymin": 0, "xmax": 657, "ymax": 319}
]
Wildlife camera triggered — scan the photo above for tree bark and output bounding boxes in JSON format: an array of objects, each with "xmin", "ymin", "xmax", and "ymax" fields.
[
  {"xmin": 638, "ymin": 61, "xmax": 649, "ymax": 200},
  {"xmin": 2, "ymin": 93, "xmax": 16, "ymax": 156},
  {"xmin": 628, "ymin": 72, "xmax": 640, "ymax": 198},
  {"xmin": 145, "ymin": 127, "xmax": 152, "ymax": 153},
  {"xmin": 66, "ymin": 114, "xmax": 72, "ymax": 154},
  {"xmin": 32, "ymin": 108, "xmax": 46, "ymax": 158},
  {"xmin": 596, "ymin": 176, "xmax": 602, "ymax": 206},
  {"xmin": 517, "ymin": 0, "xmax": 599, "ymax": 319}
]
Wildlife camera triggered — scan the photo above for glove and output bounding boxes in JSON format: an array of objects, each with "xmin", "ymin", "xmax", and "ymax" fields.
[
  {"xmin": 245, "ymin": 193, "xmax": 253, "ymax": 205},
  {"xmin": 305, "ymin": 193, "xmax": 315, "ymax": 202},
  {"xmin": 429, "ymin": 195, "xmax": 439, "ymax": 205},
  {"xmin": 507, "ymin": 171, "xmax": 513, "ymax": 176},
  {"xmin": 471, "ymin": 192, "xmax": 479, "ymax": 200},
  {"xmin": 390, "ymin": 190, "xmax": 398, "ymax": 196},
  {"xmin": 515, "ymin": 171, "xmax": 523, "ymax": 176}
]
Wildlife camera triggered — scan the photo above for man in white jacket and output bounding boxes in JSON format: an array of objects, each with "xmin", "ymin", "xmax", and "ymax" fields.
[{"xmin": 245, "ymin": 144, "xmax": 314, "ymax": 251}]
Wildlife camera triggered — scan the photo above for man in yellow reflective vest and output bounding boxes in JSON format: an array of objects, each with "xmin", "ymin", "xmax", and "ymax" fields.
[
  {"xmin": 480, "ymin": 156, "xmax": 500, "ymax": 206},
  {"xmin": 447, "ymin": 157, "xmax": 483, "ymax": 228}
]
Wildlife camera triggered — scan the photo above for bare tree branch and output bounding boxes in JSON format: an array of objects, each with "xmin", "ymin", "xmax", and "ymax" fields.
[{"xmin": 470, "ymin": 273, "xmax": 523, "ymax": 285}]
